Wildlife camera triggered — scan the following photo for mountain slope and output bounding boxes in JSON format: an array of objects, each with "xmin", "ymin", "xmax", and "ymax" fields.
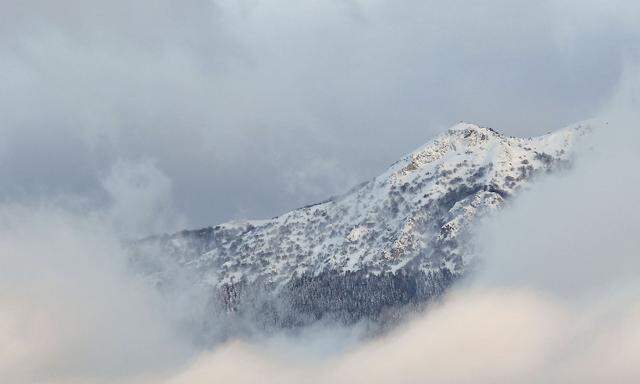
[{"xmin": 132, "ymin": 121, "xmax": 593, "ymax": 336}]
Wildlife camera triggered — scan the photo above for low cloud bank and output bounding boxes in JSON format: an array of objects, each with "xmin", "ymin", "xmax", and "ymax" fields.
[
  {"xmin": 166, "ymin": 289, "xmax": 640, "ymax": 384},
  {"xmin": 0, "ymin": 162, "xmax": 198, "ymax": 383},
  {"xmin": 0, "ymin": 204, "xmax": 194, "ymax": 383}
]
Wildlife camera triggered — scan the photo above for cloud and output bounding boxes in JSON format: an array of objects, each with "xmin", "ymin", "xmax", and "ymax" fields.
[
  {"xmin": 2, "ymin": 2, "xmax": 640, "ymax": 383},
  {"xmin": 0, "ymin": 204, "xmax": 193, "ymax": 383},
  {"xmin": 1, "ymin": 0, "xmax": 639, "ymax": 230},
  {"xmin": 153, "ymin": 289, "xmax": 640, "ymax": 384},
  {"xmin": 102, "ymin": 159, "xmax": 185, "ymax": 238}
]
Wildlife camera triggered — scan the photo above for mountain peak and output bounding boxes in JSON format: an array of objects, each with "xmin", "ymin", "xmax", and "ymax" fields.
[
  {"xmin": 448, "ymin": 121, "xmax": 487, "ymax": 133},
  {"xmin": 135, "ymin": 122, "xmax": 593, "ymax": 336},
  {"xmin": 449, "ymin": 121, "xmax": 481, "ymax": 131},
  {"xmin": 447, "ymin": 121, "xmax": 502, "ymax": 136},
  {"xmin": 137, "ymin": 120, "xmax": 590, "ymax": 281},
  {"xmin": 132, "ymin": 121, "xmax": 593, "ymax": 333}
]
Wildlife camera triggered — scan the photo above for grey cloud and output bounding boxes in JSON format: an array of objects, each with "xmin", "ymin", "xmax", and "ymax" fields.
[{"xmin": 1, "ymin": 0, "xmax": 638, "ymax": 233}]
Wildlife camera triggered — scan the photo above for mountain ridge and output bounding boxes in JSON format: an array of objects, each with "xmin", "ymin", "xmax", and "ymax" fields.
[{"xmin": 131, "ymin": 120, "xmax": 595, "ymax": 337}]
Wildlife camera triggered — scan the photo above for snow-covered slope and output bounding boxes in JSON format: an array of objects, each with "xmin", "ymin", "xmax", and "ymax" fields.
[{"xmin": 132, "ymin": 121, "xmax": 593, "ymax": 333}]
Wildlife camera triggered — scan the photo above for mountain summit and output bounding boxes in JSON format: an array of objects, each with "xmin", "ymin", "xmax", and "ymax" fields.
[{"xmin": 133, "ymin": 121, "xmax": 593, "ymax": 337}]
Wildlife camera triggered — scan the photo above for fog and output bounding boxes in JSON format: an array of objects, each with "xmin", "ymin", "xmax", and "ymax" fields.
[{"xmin": 2, "ymin": 1, "xmax": 640, "ymax": 383}]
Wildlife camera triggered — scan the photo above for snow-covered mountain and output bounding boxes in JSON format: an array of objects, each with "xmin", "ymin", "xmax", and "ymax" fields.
[{"xmin": 132, "ymin": 121, "xmax": 593, "ymax": 336}]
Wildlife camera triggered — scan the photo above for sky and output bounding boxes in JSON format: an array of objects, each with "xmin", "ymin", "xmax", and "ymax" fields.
[
  {"xmin": 1, "ymin": 0, "xmax": 639, "ymax": 234},
  {"xmin": 2, "ymin": 2, "xmax": 640, "ymax": 383}
]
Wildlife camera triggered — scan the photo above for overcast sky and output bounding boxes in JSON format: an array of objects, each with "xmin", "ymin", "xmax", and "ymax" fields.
[{"xmin": 1, "ymin": 0, "xmax": 639, "ymax": 234}]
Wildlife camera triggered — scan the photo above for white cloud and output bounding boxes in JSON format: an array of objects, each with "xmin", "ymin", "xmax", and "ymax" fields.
[{"xmin": 0, "ymin": 204, "xmax": 192, "ymax": 383}]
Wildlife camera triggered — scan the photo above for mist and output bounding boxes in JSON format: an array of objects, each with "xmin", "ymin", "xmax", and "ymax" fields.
[{"xmin": 2, "ymin": 1, "xmax": 640, "ymax": 383}]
